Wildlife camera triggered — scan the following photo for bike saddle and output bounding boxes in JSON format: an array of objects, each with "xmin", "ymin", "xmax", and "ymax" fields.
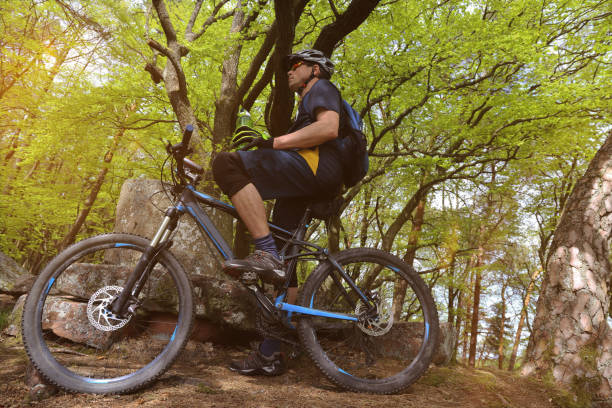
[{"xmin": 309, "ymin": 195, "xmax": 344, "ymax": 220}]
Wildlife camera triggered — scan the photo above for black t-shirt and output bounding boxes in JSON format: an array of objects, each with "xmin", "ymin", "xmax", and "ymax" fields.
[
  {"xmin": 288, "ymin": 79, "xmax": 342, "ymax": 134},
  {"xmin": 285, "ymin": 79, "xmax": 343, "ymax": 177}
]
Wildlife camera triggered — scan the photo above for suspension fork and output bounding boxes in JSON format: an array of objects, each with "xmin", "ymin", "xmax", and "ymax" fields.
[{"xmin": 110, "ymin": 206, "xmax": 181, "ymax": 316}]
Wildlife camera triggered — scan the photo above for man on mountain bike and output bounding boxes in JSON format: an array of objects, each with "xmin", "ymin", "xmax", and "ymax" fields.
[{"xmin": 212, "ymin": 49, "xmax": 344, "ymax": 376}]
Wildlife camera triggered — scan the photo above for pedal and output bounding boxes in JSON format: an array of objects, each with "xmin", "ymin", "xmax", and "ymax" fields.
[{"xmin": 239, "ymin": 270, "xmax": 257, "ymax": 285}]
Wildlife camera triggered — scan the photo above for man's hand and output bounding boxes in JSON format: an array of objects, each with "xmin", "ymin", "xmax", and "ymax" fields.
[
  {"xmin": 240, "ymin": 136, "xmax": 273, "ymax": 150},
  {"xmin": 232, "ymin": 108, "xmax": 273, "ymax": 150},
  {"xmin": 232, "ymin": 129, "xmax": 273, "ymax": 150}
]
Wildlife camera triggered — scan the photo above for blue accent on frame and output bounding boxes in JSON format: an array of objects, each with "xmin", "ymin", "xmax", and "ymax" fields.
[
  {"xmin": 188, "ymin": 185, "xmax": 236, "ymax": 210},
  {"xmin": 338, "ymin": 367, "xmax": 353, "ymax": 377},
  {"xmin": 170, "ymin": 325, "xmax": 178, "ymax": 342},
  {"xmin": 278, "ymin": 303, "xmax": 358, "ymax": 321},
  {"xmin": 44, "ymin": 278, "xmax": 55, "ymax": 296},
  {"xmin": 114, "ymin": 243, "xmax": 135, "ymax": 248},
  {"xmin": 185, "ymin": 206, "xmax": 228, "ymax": 259},
  {"xmin": 425, "ymin": 322, "xmax": 430, "ymax": 340}
]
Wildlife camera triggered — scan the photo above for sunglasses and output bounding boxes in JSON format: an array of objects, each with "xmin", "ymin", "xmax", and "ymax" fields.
[{"xmin": 289, "ymin": 61, "xmax": 306, "ymax": 71}]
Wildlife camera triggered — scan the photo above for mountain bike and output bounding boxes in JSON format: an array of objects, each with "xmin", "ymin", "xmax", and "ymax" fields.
[{"xmin": 21, "ymin": 125, "xmax": 439, "ymax": 395}]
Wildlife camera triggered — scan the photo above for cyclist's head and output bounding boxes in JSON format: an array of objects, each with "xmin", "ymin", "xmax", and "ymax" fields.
[{"xmin": 286, "ymin": 49, "xmax": 334, "ymax": 79}]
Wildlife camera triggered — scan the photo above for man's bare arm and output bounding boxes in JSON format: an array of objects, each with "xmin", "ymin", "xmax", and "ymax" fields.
[{"xmin": 272, "ymin": 108, "xmax": 339, "ymax": 149}]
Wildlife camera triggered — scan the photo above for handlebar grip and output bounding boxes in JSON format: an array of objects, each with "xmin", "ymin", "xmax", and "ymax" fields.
[{"xmin": 182, "ymin": 124, "xmax": 194, "ymax": 148}]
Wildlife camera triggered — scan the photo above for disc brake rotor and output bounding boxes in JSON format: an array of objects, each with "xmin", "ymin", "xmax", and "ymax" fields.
[
  {"xmin": 355, "ymin": 300, "xmax": 394, "ymax": 336},
  {"xmin": 87, "ymin": 286, "xmax": 132, "ymax": 332}
]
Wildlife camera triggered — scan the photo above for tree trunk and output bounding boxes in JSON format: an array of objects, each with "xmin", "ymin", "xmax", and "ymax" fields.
[
  {"xmin": 508, "ymin": 267, "xmax": 541, "ymax": 371},
  {"xmin": 393, "ymin": 196, "xmax": 426, "ymax": 321},
  {"xmin": 522, "ymin": 131, "xmax": 612, "ymax": 401},
  {"xmin": 462, "ymin": 259, "xmax": 475, "ymax": 362},
  {"xmin": 212, "ymin": 1, "xmax": 244, "ymax": 150},
  {"xmin": 447, "ymin": 253, "xmax": 457, "ymax": 326},
  {"xmin": 468, "ymin": 248, "xmax": 483, "ymax": 367},
  {"xmin": 498, "ymin": 284, "xmax": 507, "ymax": 370},
  {"xmin": 452, "ymin": 288, "xmax": 463, "ymax": 364},
  {"xmin": 150, "ymin": 0, "xmax": 201, "ymax": 150}
]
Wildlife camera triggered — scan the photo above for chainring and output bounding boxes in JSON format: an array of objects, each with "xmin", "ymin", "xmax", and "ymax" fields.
[{"xmin": 87, "ymin": 286, "xmax": 132, "ymax": 332}]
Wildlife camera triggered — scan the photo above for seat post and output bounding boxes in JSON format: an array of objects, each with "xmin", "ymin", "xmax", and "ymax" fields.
[{"xmin": 280, "ymin": 207, "xmax": 313, "ymax": 291}]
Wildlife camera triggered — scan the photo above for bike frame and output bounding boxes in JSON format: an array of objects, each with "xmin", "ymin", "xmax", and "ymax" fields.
[{"xmin": 111, "ymin": 182, "xmax": 372, "ymax": 323}]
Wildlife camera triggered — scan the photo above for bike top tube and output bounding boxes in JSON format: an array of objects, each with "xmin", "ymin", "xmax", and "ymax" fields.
[{"xmin": 185, "ymin": 185, "xmax": 297, "ymax": 239}]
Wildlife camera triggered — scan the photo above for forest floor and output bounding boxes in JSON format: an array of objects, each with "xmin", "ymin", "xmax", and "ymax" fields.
[{"xmin": 0, "ymin": 332, "xmax": 595, "ymax": 408}]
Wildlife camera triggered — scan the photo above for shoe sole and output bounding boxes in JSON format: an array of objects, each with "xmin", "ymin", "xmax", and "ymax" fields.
[
  {"xmin": 228, "ymin": 366, "xmax": 285, "ymax": 376},
  {"xmin": 223, "ymin": 263, "xmax": 285, "ymax": 285}
]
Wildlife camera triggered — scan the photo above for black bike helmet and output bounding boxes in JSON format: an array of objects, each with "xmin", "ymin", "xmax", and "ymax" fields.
[{"xmin": 286, "ymin": 49, "xmax": 334, "ymax": 78}]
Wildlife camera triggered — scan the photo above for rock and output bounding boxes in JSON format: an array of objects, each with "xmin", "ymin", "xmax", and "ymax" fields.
[
  {"xmin": 0, "ymin": 293, "xmax": 16, "ymax": 310},
  {"xmin": 26, "ymin": 363, "xmax": 57, "ymax": 401},
  {"xmin": 0, "ymin": 251, "xmax": 27, "ymax": 292},
  {"xmin": 29, "ymin": 383, "xmax": 57, "ymax": 401},
  {"xmin": 9, "ymin": 274, "xmax": 36, "ymax": 295},
  {"xmin": 6, "ymin": 294, "xmax": 113, "ymax": 349},
  {"xmin": 435, "ymin": 322, "xmax": 457, "ymax": 365},
  {"xmin": 366, "ymin": 321, "xmax": 455, "ymax": 366},
  {"xmin": 42, "ymin": 296, "xmax": 115, "ymax": 349},
  {"xmin": 52, "ymin": 262, "xmax": 179, "ymax": 313},
  {"xmin": 4, "ymin": 294, "xmax": 25, "ymax": 338},
  {"xmin": 191, "ymin": 274, "xmax": 256, "ymax": 330}
]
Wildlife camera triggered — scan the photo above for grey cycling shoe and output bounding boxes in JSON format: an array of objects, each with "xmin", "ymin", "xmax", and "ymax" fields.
[
  {"xmin": 229, "ymin": 350, "xmax": 286, "ymax": 376},
  {"xmin": 223, "ymin": 250, "xmax": 286, "ymax": 285}
]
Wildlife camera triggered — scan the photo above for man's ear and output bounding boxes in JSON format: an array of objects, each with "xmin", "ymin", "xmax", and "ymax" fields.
[{"xmin": 313, "ymin": 64, "xmax": 321, "ymax": 78}]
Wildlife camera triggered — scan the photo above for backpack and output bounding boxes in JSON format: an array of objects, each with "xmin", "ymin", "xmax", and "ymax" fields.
[{"xmin": 336, "ymin": 97, "xmax": 369, "ymax": 187}]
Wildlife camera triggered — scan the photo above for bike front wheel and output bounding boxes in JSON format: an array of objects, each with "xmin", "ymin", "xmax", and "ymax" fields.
[
  {"xmin": 22, "ymin": 233, "xmax": 194, "ymax": 394},
  {"xmin": 298, "ymin": 248, "xmax": 439, "ymax": 394}
]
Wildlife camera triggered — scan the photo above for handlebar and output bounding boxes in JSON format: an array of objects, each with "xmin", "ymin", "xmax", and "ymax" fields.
[
  {"xmin": 182, "ymin": 124, "xmax": 193, "ymax": 149},
  {"xmin": 168, "ymin": 124, "xmax": 194, "ymax": 156},
  {"xmin": 166, "ymin": 124, "xmax": 202, "ymax": 186}
]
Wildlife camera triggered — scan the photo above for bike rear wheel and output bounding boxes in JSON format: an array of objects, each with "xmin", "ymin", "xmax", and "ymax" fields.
[
  {"xmin": 22, "ymin": 233, "xmax": 194, "ymax": 394},
  {"xmin": 298, "ymin": 248, "xmax": 439, "ymax": 394}
]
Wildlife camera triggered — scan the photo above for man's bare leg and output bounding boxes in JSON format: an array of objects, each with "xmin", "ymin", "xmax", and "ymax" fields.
[{"xmin": 230, "ymin": 183, "xmax": 269, "ymax": 239}]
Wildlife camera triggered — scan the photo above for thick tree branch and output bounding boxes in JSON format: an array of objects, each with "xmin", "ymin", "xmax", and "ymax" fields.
[
  {"xmin": 144, "ymin": 62, "xmax": 163, "ymax": 84},
  {"xmin": 236, "ymin": 21, "xmax": 278, "ymax": 105},
  {"xmin": 152, "ymin": 0, "xmax": 177, "ymax": 44},
  {"xmin": 313, "ymin": 0, "xmax": 380, "ymax": 56},
  {"xmin": 186, "ymin": 0, "xmax": 234, "ymax": 42},
  {"xmin": 268, "ymin": 0, "xmax": 307, "ymax": 136},
  {"xmin": 146, "ymin": 38, "xmax": 187, "ymax": 92}
]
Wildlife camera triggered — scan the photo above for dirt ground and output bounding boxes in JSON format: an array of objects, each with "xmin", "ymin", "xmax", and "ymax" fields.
[{"xmin": 0, "ymin": 332, "xmax": 593, "ymax": 408}]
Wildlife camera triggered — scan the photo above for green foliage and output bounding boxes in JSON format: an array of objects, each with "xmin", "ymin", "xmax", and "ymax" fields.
[
  {"xmin": 418, "ymin": 367, "xmax": 457, "ymax": 387},
  {"xmin": 542, "ymin": 372, "xmax": 593, "ymax": 408},
  {"xmin": 0, "ymin": 309, "xmax": 11, "ymax": 332},
  {"xmin": 196, "ymin": 383, "xmax": 222, "ymax": 394}
]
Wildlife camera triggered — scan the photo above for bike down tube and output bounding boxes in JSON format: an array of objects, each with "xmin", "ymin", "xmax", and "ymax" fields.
[{"xmin": 180, "ymin": 187, "xmax": 234, "ymax": 260}]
